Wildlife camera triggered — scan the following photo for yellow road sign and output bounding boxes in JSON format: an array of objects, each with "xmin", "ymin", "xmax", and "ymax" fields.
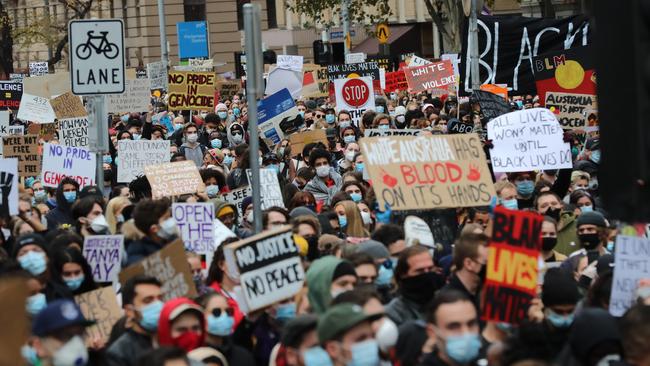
[{"xmin": 377, "ymin": 23, "xmax": 390, "ymax": 44}]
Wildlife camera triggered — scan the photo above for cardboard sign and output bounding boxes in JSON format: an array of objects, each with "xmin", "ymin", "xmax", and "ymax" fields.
[
  {"xmin": 482, "ymin": 207, "xmax": 542, "ymax": 324},
  {"xmin": 118, "ymin": 239, "xmax": 198, "ymax": 301},
  {"xmin": 50, "ymin": 92, "xmax": 87, "ymax": 120},
  {"xmin": 188, "ymin": 58, "xmax": 213, "ymax": 71},
  {"xmin": 545, "ymin": 92, "xmax": 597, "ymax": 129},
  {"xmin": 145, "ymin": 160, "xmax": 202, "ymax": 198},
  {"xmin": 224, "ymin": 226, "xmax": 305, "ymax": 311},
  {"xmin": 334, "ymin": 77, "xmax": 375, "ymax": 127},
  {"xmin": 222, "ymin": 186, "xmax": 252, "ymax": 219},
  {"xmin": 29, "ymin": 122, "xmax": 58, "ymax": 142},
  {"xmin": 172, "ymin": 202, "xmax": 216, "ymax": 254},
  {"xmin": 404, "ymin": 216, "xmax": 435, "ymax": 248},
  {"xmin": 2, "ymin": 135, "xmax": 40, "ymax": 177},
  {"xmin": 0, "ymin": 277, "xmax": 29, "ymax": 364},
  {"xmin": 75, "ymin": 286, "xmax": 123, "ymax": 341},
  {"xmin": 0, "ymin": 81, "xmax": 23, "ymax": 110},
  {"xmin": 58, "ymin": 117, "xmax": 89, "ymax": 147},
  {"xmin": 302, "ymin": 64, "xmax": 329, "ymax": 98},
  {"xmin": 359, "ymin": 133, "xmax": 495, "ymax": 211},
  {"xmin": 41, "ymin": 143, "xmax": 96, "ymax": 188},
  {"xmin": 289, "ymin": 129, "xmax": 328, "ymax": 157},
  {"xmin": 404, "ymin": 60, "xmax": 456, "ymax": 95},
  {"xmin": 16, "ymin": 93, "xmax": 56, "ymax": 123},
  {"xmin": 9, "ymin": 73, "xmax": 25, "ymax": 83},
  {"xmin": 277, "ymin": 55, "xmax": 304, "ymax": 71},
  {"xmin": 609, "ymin": 235, "xmax": 650, "ymax": 316},
  {"xmin": 533, "ymin": 46, "xmax": 596, "ymax": 105},
  {"xmin": 363, "ymin": 129, "xmax": 423, "ymax": 138},
  {"xmin": 117, "ymin": 140, "xmax": 171, "ymax": 183},
  {"xmin": 265, "ymin": 67, "xmax": 304, "ymax": 99},
  {"xmin": 107, "ymin": 79, "xmax": 151, "ymax": 113},
  {"xmin": 147, "ymin": 61, "xmax": 168, "ymax": 91},
  {"xmin": 383, "ymin": 70, "xmax": 408, "ymax": 93},
  {"xmin": 0, "ymin": 158, "xmax": 19, "ymax": 216},
  {"xmin": 216, "ymin": 80, "xmax": 240, "ymax": 101},
  {"xmin": 246, "ymin": 169, "xmax": 285, "ymax": 209},
  {"xmin": 168, "ymin": 71, "xmax": 216, "ymax": 110},
  {"xmin": 83, "ymin": 235, "xmax": 124, "ymax": 282},
  {"xmin": 473, "ymin": 90, "xmax": 512, "ymax": 121},
  {"xmin": 480, "ymin": 84, "xmax": 508, "ymax": 100},
  {"xmin": 488, "ymin": 108, "xmax": 572, "ymax": 172},
  {"xmin": 257, "ymin": 88, "xmax": 300, "ymax": 146}
]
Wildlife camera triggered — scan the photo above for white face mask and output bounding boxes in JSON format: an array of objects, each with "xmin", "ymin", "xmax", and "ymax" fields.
[
  {"xmin": 52, "ymin": 335, "xmax": 89, "ymax": 366},
  {"xmin": 90, "ymin": 214, "xmax": 109, "ymax": 233},
  {"xmin": 345, "ymin": 151, "xmax": 356, "ymax": 162},
  {"xmin": 186, "ymin": 133, "xmax": 198, "ymax": 143},
  {"xmin": 376, "ymin": 318, "xmax": 399, "ymax": 353},
  {"xmin": 316, "ymin": 165, "xmax": 330, "ymax": 178},
  {"xmin": 246, "ymin": 211, "xmax": 254, "ymax": 224}
]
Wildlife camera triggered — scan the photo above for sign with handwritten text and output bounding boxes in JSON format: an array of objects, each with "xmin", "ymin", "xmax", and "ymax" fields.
[
  {"xmin": 172, "ymin": 203, "xmax": 215, "ymax": 254},
  {"xmin": 41, "ymin": 143, "xmax": 96, "ymax": 188},
  {"xmin": 83, "ymin": 235, "xmax": 123, "ymax": 282},
  {"xmin": 609, "ymin": 236, "xmax": 650, "ymax": 316}
]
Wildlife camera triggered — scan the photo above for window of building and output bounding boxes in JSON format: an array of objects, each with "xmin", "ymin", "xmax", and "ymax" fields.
[
  {"xmin": 237, "ymin": 0, "xmax": 251, "ymax": 30},
  {"xmin": 184, "ymin": 0, "xmax": 206, "ymax": 21},
  {"xmin": 266, "ymin": 0, "xmax": 276, "ymax": 29}
]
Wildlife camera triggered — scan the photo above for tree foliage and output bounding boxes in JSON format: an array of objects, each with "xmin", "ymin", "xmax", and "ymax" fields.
[{"xmin": 287, "ymin": 0, "xmax": 392, "ymax": 36}]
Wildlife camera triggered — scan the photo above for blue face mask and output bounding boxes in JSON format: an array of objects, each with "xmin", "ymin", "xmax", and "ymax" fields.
[
  {"xmin": 139, "ymin": 300, "xmax": 164, "ymax": 332},
  {"xmin": 375, "ymin": 265, "xmax": 393, "ymax": 287},
  {"xmin": 132, "ymin": 133, "xmax": 142, "ymax": 140},
  {"xmin": 19, "ymin": 251, "xmax": 47, "ymax": 276},
  {"xmin": 218, "ymin": 111, "xmax": 228, "ymax": 120},
  {"xmin": 325, "ymin": 114, "xmax": 336, "ymax": 124},
  {"xmin": 26, "ymin": 293, "xmax": 47, "ymax": 315},
  {"xmin": 339, "ymin": 121, "xmax": 351, "ymax": 129},
  {"xmin": 64, "ymin": 275, "xmax": 85, "ymax": 291},
  {"xmin": 267, "ymin": 164, "xmax": 280, "ymax": 174},
  {"xmin": 103, "ymin": 155, "xmax": 113, "ymax": 164},
  {"xmin": 34, "ymin": 190, "xmax": 47, "ymax": 201},
  {"xmin": 207, "ymin": 313, "xmax": 235, "ymax": 336},
  {"xmin": 501, "ymin": 198, "xmax": 519, "ymax": 210},
  {"xmin": 206, "ymin": 185, "xmax": 220, "ymax": 198},
  {"xmin": 25, "ymin": 177, "xmax": 35, "ymax": 188},
  {"xmin": 607, "ymin": 241, "xmax": 615, "ymax": 252},
  {"xmin": 233, "ymin": 108, "xmax": 241, "ymax": 117},
  {"xmin": 378, "ymin": 124, "xmax": 390, "ymax": 130},
  {"xmin": 343, "ymin": 135, "xmax": 356, "ymax": 144},
  {"xmin": 338, "ymin": 215, "xmax": 347, "ymax": 228},
  {"xmin": 445, "ymin": 333, "xmax": 482, "ymax": 364},
  {"xmin": 211, "ymin": 139, "xmax": 222, "ymax": 149},
  {"xmin": 515, "ymin": 180, "xmax": 534, "ymax": 197},
  {"xmin": 495, "ymin": 322, "xmax": 513, "ymax": 332},
  {"xmin": 590, "ymin": 149, "xmax": 601, "ymax": 164},
  {"xmin": 63, "ymin": 191, "xmax": 77, "ymax": 203},
  {"xmin": 355, "ymin": 163, "xmax": 364, "ymax": 173},
  {"xmin": 223, "ymin": 155, "xmax": 234, "ymax": 166},
  {"xmin": 349, "ymin": 192, "xmax": 362, "ymax": 203},
  {"xmin": 547, "ymin": 310, "xmax": 574, "ymax": 328},
  {"xmin": 174, "ymin": 123, "xmax": 184, "ymax": 131},
  {"xmin": 298, "ymin": 111, "xmax": 305, "ymax": 118},
  {"xmin": 275, "ymin": 302, "xmax": 296, "ymax": 323},
  {"xmin": 303, "ymin": 346, "xmax": 333, "ymax": 366},
  {"xmin": 121, "ymin": 114, "xmax": 130, "ymax": 123},
  {"xmin": 349, "ymin": 339, "xmax": 380, "ymax": 366},
  {"xmin": 375, "ymin": 105, "xmax": 385, "ymax": 114},
  {"xmin": 580, "ymin": 205, "xmax": 593, "ymax": 213}
]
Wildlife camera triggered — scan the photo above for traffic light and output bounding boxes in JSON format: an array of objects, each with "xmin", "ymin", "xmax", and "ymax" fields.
[{"xmin": 313, "ymin": 40, "xmax": 332, "ymax": 65}]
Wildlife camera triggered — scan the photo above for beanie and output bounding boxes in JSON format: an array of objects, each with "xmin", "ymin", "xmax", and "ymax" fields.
[
  {"xmin": 332, "ymin": 260, "xmax": 357, "ymax": 282},
  {"xmin": 542, "ymin": 268, "xmax": 579, "ymax": 307},
  {"xmin": 576, "ymin": 211, "xmax": 607, "ymax": 228},
  {"xmin": 357, "ymin": 240, "xmax": 390, "ymax": 260}
]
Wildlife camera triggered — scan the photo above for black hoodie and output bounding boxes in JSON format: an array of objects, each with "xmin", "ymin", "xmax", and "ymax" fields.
[{"xmin": 45, "ymin": 179, "xmax": 79, "ymax": 230}]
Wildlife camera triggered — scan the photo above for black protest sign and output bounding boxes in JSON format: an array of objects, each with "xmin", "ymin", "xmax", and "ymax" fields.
[
  {"xmin": 0, "ymin": 82, "xmax": 23, "ymax": 110},
  {"xmin": 327, "ymin": 62, "xmax": 381, "ymax": 94},
  {"xmin": 447, "ymin": 118, "xmax": 474, "ymax": 134},
  {"xmin": 473, "ymin": 90, "xmax": 512, "ymax": 121},
  {"xmin": 367, "ymin": 55, "xmax": 396, "ymax": 72},
  {"xmin": 459, "ymin": 15, "xmax": 592, "ymax": 95}
]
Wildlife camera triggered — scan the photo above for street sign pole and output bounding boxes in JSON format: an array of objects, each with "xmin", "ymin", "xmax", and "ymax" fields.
[
  {"xmin": 469, "ymin": 0, "xmax": 480, "ymax": 91},
  {"xmin": 342, "ymin": 0, "xmax": 350, "ymax": 57},
  {"xmin": 86, "ymin": 95, "xmax": 108, "ymax": 188},
  {"xmin": 157, "ymin": 0, "xmax": 169, "ymax": 70},
  {"xmin": 243, "ymin": 3, "xmax": 264, "ymax": 233}
]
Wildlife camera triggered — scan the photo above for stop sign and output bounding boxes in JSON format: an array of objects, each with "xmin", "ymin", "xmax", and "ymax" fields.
[{"xmin": 341, "ymin": 78, "xmax": 370, "ymax": 108}]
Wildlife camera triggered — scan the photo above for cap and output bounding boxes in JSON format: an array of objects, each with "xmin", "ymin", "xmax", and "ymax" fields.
[
  {"xmin": 215, "ymin": 103, "xmax": 227, "ymax": 112},
  {"xmin": 585, "ymin": 137, "xmax": 600, "ymax": 150},
  {"xmin": 290, "ymin": 206, "xmax": 318, "ymax": 219},
  {"xmin": 574, "ymin": 160, "xmax": 598, "ymax": 175},
  {"xmin": 242, "ymin": 197, "xmax": 253, "ymax": 212},
  {"xmin": 169, "ymin": 302, "xmax": 204, "ymax": 321},
  {"xmin": 32, "ymin": 299, "xmax": 94, "ymax": 337},
  {"xmin": 576, "ymin": 211, "xmax": 607, "ymax": 228},
  {"xmin": 421, "ymin": 103, "xmax": 434, "ymax": 112},
  {"xmin": 332, "ymin": 260, "xmax": 357, "ymax": 283},
  {"xmin": 14, "ymin": 233, "xmax": 47, "ymax": 256},
  {"xmin": 305, "ymin": 100, "xmax": 317, "ymax": 110},
  {"xmin": 188, "ymin": 347, "xmax": 228, "ymax": 365},
  {"xmin": 541, "ymin": 268, "xmax": 579, "ymax": 307},
  {"xmin": 357, "ymin": 240, "xmax": 390, "ymax": 260},
  {"xmin": 263, "ymin": 153, "xmax": 279, "ymax": 164},
  {"xmin": 79, "ymin": 185, "xmax": 104, "ymax": 200},
  {"xmin": 217, "ymin": 205, "xmax": 235, "ymax": 218},
  {"xmin": 282, "ymin": 314, "xmax": 318, "ymax": 348},
  {"xmin": 317, "ymin": 303, "xmax": 383, "ymax": 342},
  {"xmin": 395, "ymin": 106, "xmax": 406, "ymax": 116}
]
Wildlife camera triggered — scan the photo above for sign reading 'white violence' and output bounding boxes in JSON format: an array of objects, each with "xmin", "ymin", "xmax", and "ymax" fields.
[
  {"xmin": 609, "ymin": 235, "xmax": 650, "ymax": 316},
  {"xmin": 172, "ymin": 203, "xmax": 215, "ymax": 254},
  {"xmin": 117, "ymin": 140, "xmax": 170, "ymax": 182},
  {"xmin": 83, "ymin": 235, "xmax": 123, "ymax": 282},
  {"xmin": 487, "ymin": 108, "xmax": 572, "ymax": 172},
  {"xmin": 41, "ymin": 143, "xmax": 96, "ymax": 188}
]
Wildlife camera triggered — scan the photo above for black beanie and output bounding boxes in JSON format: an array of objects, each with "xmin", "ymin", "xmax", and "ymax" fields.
[
  {"xmin": 576, "ymin": 211, "xmax": 607, "ymax": 228},
  {"xmin": 542, "ymin": 268, "xmax": 580, "ymax": 307},
  {"xmin": 332, "ymin": 260, "xmax": 357, "ymax": 282}
]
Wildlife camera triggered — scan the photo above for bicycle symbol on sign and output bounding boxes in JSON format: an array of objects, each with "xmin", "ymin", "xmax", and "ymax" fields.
[{"xmin": 75, "ymin": 31, "xmax": 119, "ymax": 60}]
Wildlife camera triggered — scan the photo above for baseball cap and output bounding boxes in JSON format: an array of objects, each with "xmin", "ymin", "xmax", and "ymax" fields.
[
  {"xmin": 421, "ymin": 103, "xmax": 434, "ymax": 113},
  {"xmin": 317, "ymin": 303, "xmax": 383, "ymax": 342},
  {"xmin": 169, "ymin": 302, "xmax": 203, "ymax": 321},
  {"xmin": 32, "ymin": 299, "xmax": 94, "ymax": 337},
  {"xmin": 281, "ymin": 314, "xmax": 318, "ymax": 348},
  {"xmin": 79, "ymin": 185, "xmax": 104, "ymax": 200}
]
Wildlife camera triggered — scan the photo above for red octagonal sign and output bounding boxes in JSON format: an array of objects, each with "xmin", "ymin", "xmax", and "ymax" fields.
[{"xmin": 342, "ymin": 78, "xmax": 369, "ymax": 108}]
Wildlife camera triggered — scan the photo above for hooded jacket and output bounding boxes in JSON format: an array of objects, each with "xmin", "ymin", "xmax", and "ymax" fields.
[
  {"xmin": 306, "ymin": 256, "xmax": 343, "ymax": 314},
  {"xmin": 157, "ymin": 298, "xmax": 206, "ymax": 349},
  {"xmin": 304, "ymin": 167, "xmax": 343, "ymax": 206},
  {"xmin": 556, "ymin": 211, "xmax": 580, "ymax": 256},
  {"xmin": 226, "ymin": 122, "xmax": 246, "ymax": 147},
  {"xmin": 45, "ymin": 183, "xmax": 77, "ymax": 229}
]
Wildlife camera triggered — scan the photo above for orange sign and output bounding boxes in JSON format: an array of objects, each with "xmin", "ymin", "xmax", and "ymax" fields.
[{"xmin": 480, "ymin": 84, "xmax": 508, "ymax": 100}]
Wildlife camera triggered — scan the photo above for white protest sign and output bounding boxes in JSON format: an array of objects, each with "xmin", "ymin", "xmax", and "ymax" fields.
[
  {"xmin": 0, "ymin": 111, "xmax": 8, "ymax": 135},
  {"xmin": 265, "ymin": 67, "xmax": 304, "ymax": 99},
  {"xmin": 58, "ymin": 117, "xmax": 89, "ymax": 147},
  {"xmin": 408, "ymin": 55, "xmax": 432, "ymax": 67},
  {"xmin": 404, "ymin": 216, "xmax": 435, "ymax": 248},
  {"xmin": 224, "ymin": 226, "xmax": 305, "ymax": 311},
  {"xmin": 16, "ymin": 94, "xmax": 56, "ymax": 123},
  {"xmin": 172, "ymin": 203, "xmax": 215, "ymax": 254},
  {"xmin": 106, "ymin": 79, "xmax": 151, "ymax": 113},
  {"xmin": 117, "ymin": 140, "xmax": 170, "ymax": 182},
  {"xmin": 29, "ymin": 62, "xmax": 49, "ymax": 77},
  {"xmin": 247, "ymin": 169, "xmax": 284, "ymax": 209},
  {"xmin": 8, "ymin": 125, "xmax": 23, "ymax": 135},
  {"xmin": 345, "ymin": 52, "xmax": 366, "ymax": 64},
  {"xmin": 334, "ymin": 76, "xmax": 375, "ymax": 127},
  {"xmin": 487, "ymin": 108, "xmax": 572, "ymax": 172},
  {"xmin": 0, "ymin": 158, "xmax": 19, "ymax": 216},
  {"xmin": 188, "ymin": 58, "xmax": 213, "ymax": 71},
  {"xmin": 41, "ymin": 143, "xmax": 96, "ymax": 188},
  {"xmin": 214, "ymin": 219, "xmax": 237, "ymax": 248},
  {"xmin": 609, "ymin": 235, "xmax": 650, "ymax": 316},
  {"xmin": 441, "ymin": 53, "xmax": 460, "ymax": 77},
  {"xmin": 83, "ymin": 235, "xmax": 123, "ymax": 282},
  {"xmin": 222, "ymin": 186, "xmax": 252, "ymax": 218},
  {"xmin": 147, "ymin": 61, "xmax": 168, "ymax": 90},
  {"xmin": 277, "ymin": 55, "xmax": 304, "ymax": 71}
]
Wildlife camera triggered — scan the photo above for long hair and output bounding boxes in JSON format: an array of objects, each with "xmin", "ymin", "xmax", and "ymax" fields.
[
  {"xmin": 335, "ymin": 200, "xmax": 369, "ymax": 238},
  {"xmin": 105, "ymin": 196, "xmax": 132, "ymax": 234}
]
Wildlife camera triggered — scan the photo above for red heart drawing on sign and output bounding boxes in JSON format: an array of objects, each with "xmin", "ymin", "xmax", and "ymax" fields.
[
  {"xmin": 380, "ymin": 169, "xmax": 398, "ymax": 188},
  {"xmin": 467, "ymin": 164, "xmax": 481, "ymax": 182}
]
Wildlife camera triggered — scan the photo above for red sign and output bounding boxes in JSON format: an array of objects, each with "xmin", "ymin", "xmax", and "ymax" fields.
[
  {"xmin": 384, "ymin": 70, "xmax": 408, "ymax": 93},
  {"xmin": 341, "ymin": 78, "xmax": 370, "ymax": 108},
  {"xmin": 404, "ymin": 60, "xmax": 455, "ymax": 95}
]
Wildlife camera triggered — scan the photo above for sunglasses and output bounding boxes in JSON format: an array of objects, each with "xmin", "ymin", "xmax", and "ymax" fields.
[
  {"xmin": 212, "ymin": 308, "xmax": 234, "ymax": 317},
  {"xmin": 381, "ymin": 259, "xmax": 394, "ymax": 269}
]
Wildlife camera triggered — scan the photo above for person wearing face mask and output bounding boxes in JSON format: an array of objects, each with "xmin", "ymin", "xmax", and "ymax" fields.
[
  {"xmin": 393, "ymin": 106, "xmax": 407, "ymax": 129},
  {"xmin": 574, "ymin": 211, "xmax": 610, "ymax": 261},
  {"xmin": 32, "ymin": 181, "xmax": 49, "ymax": 205},
  {"xmin": 338, "ymin": 142, "xmax": 360, "ymax": 174},
  {"xmin": 71, "ymin": 196, "xmax": 109, "ymax": 238},
  {"xmin": 420, "ymin": 290, "xmax": 485, "ymax": 366},
  {"xmin": 226, "ymin": 122, "xmax": 246, "ymax": 147},
  {"xmin": 199, "ymin": 113, "xmax": 221, "ymax": 146},
  {"xmin": 306, "ymin": 256, "xmax": 358, "ymax": 314},
  {"xmin": 51, "ymin": 247, "xmax": 97, "ymax": 296},
  {"xmin": 278, "ymin": 314, "xmax": 320, "ymax": 366},
  {"xmin": 304, "ymin": 149, "xmax": 343, "ymax": 206},
  {"xmin": 507, "ymin": 172, "xmax": 536, "ymax": 209},
  {"xmin": 157, "ymin": 298, "xmax": 206, "ymax": 354},
  {"xmin": 215, "ymin": 103, "xmax": 229, "ymax": 123},
  {"xmin": 106, "ymin": 276, "xmax": 164, "ymax": 366},
  {"xmin": 126, "ymin": 198, "xmax": 179, "ymax": 265},
  {"xmin": 200, "ymin": 168, "xmax": 226, "ymax": 199},
  {"xmin": 337, "ymin": 110, "xmax": 353, "ymax": 130},
  {"xmin": 29, "ymin": 299, "xmax": 94, "ymax": 366},
  {"xmin": 540, "ymin": 217, "xmax": 568, "ymax": 263},
  {"xmin": 45, "ymin": 178, "xmax": 80, "ymax": 230},
  {"xmin": 533, "ymin": 191, "xmax": 579, "ymax": 256},
  {"xmin": 179, "ymin": 123, "xmax": 208, "ymax": 167}
]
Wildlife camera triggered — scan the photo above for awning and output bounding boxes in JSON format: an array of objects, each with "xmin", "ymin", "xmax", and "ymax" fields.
[{"xmin": 352, "ymin": 25, "xmax": 415, "ymax": 55}]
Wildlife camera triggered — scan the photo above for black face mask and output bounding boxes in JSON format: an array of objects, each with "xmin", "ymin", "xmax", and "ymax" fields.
[
  {"xmin": 104, "ymin": 169, "xmax": 113, "ymax": 182},
  {"xmin": 542, "ymin": 237, "xmax": 558, "ymax": 251},
  {"xmin": 304, "ymin": 235, "xmax": 320, "ymax": 262},
  {"xmin": 477, "ymin": 263, "xmax": 487, "ymax": 283},
  {"xmin": 544, "ymin": 207, "xmax": 562, "ymax": 221},
  {"xmin": 579, "ymin": 233, "xmax": 601, "ymax": 250},
  {"xmin": 400, "ymin": 272, "xmax": 444, "ymax": 305}
]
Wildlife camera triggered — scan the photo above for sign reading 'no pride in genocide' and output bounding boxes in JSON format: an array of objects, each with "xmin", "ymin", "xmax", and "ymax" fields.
[{"xmin": 167, "ymin": 71, "xmax": 216, "ymax": 110}]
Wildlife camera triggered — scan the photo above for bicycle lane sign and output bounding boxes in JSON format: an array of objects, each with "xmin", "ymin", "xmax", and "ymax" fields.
[{"xmin": 69, "ymin": 19, "xmax": 125, "ymax": 95}]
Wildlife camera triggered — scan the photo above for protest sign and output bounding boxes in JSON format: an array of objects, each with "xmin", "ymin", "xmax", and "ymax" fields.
[
  {"xmin": 257, "ymin": 88, "xmax": 300, "ymax": 146},
  {"xmin": 9, "ymin": 73, "xmax": 25, "ymax": 83},
  {"xmin": 16, "ymin": 93, "xmax": 56, "ymax": 123},
  {"xmin": 168, "ymin": 71, "xmax": 216, "ymax": 110},
  {"xmin": 216, "ymin": 80, "xmax": 240, "ymax": 100},
  {"xmin": 147, "ymin": 61, "xmax": 168, "ymax": 91},
  {"xmin": 188, "ymin": 58, "xmax": 213, "ymax": 71},
  {"xmin": 545, "ymin": 92, "xmax": 598, "ymax": 129},
  {"xmin": 224, "ymin": 226, "xmax": 305, "ymax": 311},
  {"xmin": 83, "ymin": 235, "xmax": 123, "ymax": 282},
  {"xmin": 363, "ymin": 129, "xmax": 423, "ymax": 138},
  {"xmin": 8, "ymin": 125, "xmax": 23, "ymax": 135},
  {"xmin": 0, "ymin": 277, "xmax": 29, "ymax": 364},
  {"xmin": 118, "ymin": 140, "xmax": 171, "ymax": 182},
  {"xmin": 119, "ymin": 239, "xmax": 198, "ymax": 301},
  {"xmin": 367, "ymin": 55, "xmax": 395, "ymax": 72},
  {"xmin": 0, "ymin": 81, "xmax": 23, "ymax": 110},
  {"xmin": 404, "ymin": 216, "xmax": 435, "ymax": 248},
  {"xmin": 213, "ymin": 219, "xmax": 237, "ymax": 248},
  {"xmin": 2, "ymin": 135, "xmax": 40, "ymax": 177},
  {"xmin": 407, "ymin": 55, "xmax": 432, "ymax": 67},
  {"xmin": 334, "ymin": 77, "xmax": 375, "ymax": 127},
  {"xmin": 29, "ymin": 62, "xmax": 48, "ymax": 76},
  {"xmin": 172, "ymin": 202, "xmax": 215, "ymax": 254},
  {"xmin": 359, "ymin": 133, "xmax": 495, "ymax": 210},
  {"xmin": 58, "ymin": 118, "xmax": 89, "ymax": 147},
  {"xmin": 145, "ymin": 160, "xmax": 202, "ymax": 198},
  {"xmin": 482, "ymin": 206, "xmax": 542, "ymax": 324},
  {"xmin": 28, "ymin": 122, "xmax": 57, "ymax": 141},
  {"xmin": 488, "ymin": 108, "xmax": 572, "ymax": 172},
  {"xmin": 383, "ymin": 70, "xmax": 408, "ymax": 93},
  {"xmin": 447, "ymin": 119, "xmax": 474, "ymax": 134},
  {"xmin": 327, "ymin": 62, "xmax": 381, "ymax": 92},
  {"xmin": 533, "ymin": 46, "xmax": 596, "ymax": 104},
  {"xmin": 265, "ymin": 67, "xmax": 304, "ymax": 99},
  {"xmin": 473, "ymin": 90, "xmax": 512, "ymax": 121},
  {"xmin": 107, "ymin": 79, "xmax": 151, "ymax": 113},
  {"xmin": 222, "ymin": 186, "xmax": 252, "ymax": 218},
  {"xmin": 404, "ymin": 60, "xmax": 456, "ymax": 95},
  {"xmin": 289, "ymin": 129, "xmax": 328, "ymax": 157},
  {"xmin": 50, "ymin": 92, "xmax": 87, "ymax": 120},
  {"xmin": 277, "ymin": 55, "xmax": 304, "ymax": 71},
  {"xmin": 75, "ymin": 287, "xmax": 122, "ymax": 341},
  {"xmin": 246, "ymin": 169, "xmax": 285, "ymax": 209},
  {"xmin": 345, "ymin": 52, "xmax": 366, "ymax": 64},
  {"xmin": 609, "ymin": 235, "xmax": 650, "ymax": 316},
  {"xmin": 0, "ymin": 111, "xmax": 8, "ymax": 136},
  {"xmin": 0, "ymin": 158, "xmax": 19, "ymax": 216},
  {"xmin": 480, "ymin": 84, "xmax": 508, "ymax": 100},
  {"xmin": 302, "ymin": 64, "xmax": 329, "ymax": 98},
  {"xmin": 41, "ymin": 143, "xmax": 96, "ymax": 188}
]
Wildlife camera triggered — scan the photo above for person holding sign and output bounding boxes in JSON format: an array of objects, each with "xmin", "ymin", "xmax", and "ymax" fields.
[{"xmin": 126, "ymin": 199, "xmax": 179, "ymax": 266}]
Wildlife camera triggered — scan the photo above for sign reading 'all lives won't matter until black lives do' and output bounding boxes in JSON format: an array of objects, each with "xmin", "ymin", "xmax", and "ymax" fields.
[{"xmin": 360, "ymin": 133, "xmax": 496, "ymax": 211}]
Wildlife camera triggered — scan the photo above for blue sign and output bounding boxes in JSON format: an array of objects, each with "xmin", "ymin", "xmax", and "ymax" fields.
[
  {"xmin": 177, "ymin": 21, "xmax": 209, "ymax": 59},
  {"xmin": 257, "ymin": 88, "xmax": 296, "ymax": 145}
]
